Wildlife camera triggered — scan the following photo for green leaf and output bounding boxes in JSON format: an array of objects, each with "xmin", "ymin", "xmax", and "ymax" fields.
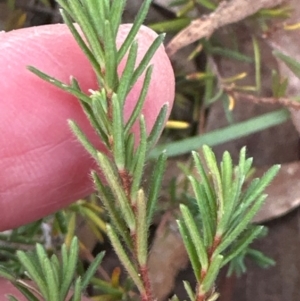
[
  {"xmin": 125, "ymin": 66, "xmax": 153, "ymax": 136},
  {"xmin": 54, "ymin": 211, "xmax": 68, "ymax": 235},
  {"xmin": 206, "ymin": 46, "xmax": 253, "ymax": 63},
  {"xmin": 36, "ymin": 244, "xmax": 59, "ymax": 301},
  {"xmin": 11, "ymin": 283, "xmax": 40, "ymax": 301},
  {"xmin": 202, "ymin": 145, "xmax": 224, "ymax": 217},
  {"xmin": 68, "ymin": 120, "xmax": 97, "ymax": 159},
  {"xmin": 125, "ymin": 133, "xmax": 135, "ymax": 170},
  {"xmin": 239, "ymin": 165, "xmax": 280, "ymax": 212},
  {"xmin": 131, "ymin": 34, "xmax": 165, "ymax": 88},
  {"xmin": 90, "ymin": 90, "xmax": 111, "ymax": 138},
  {"xmin": 117, "ymin": 0, "xmax": 152, "ymax": 62},
  {"xmin": 180, "ymin": 205, "xmax": 208, "ymax": 271},
  {"xmin": 91, "ymin": 278, "xmax": 123, "ymax": 296},
  {"xmin": 84, "ymin": 0, "xmax": 105, "ymax": 39},
  {"xmin": 215, "ymin": 194, "xmax": 267, "ymax": 254},
  {"xmin": 117, "ymin": 41, "xmax": 138, "ymax": 104},
  {"xmin": 192, "ymin": 151, "xmax": 217, "ymax": 218},
  {"xmin": 106, "ymin": 225, "xmax": 144, "ymax": 293},
  {"xmin": 28, "ymin": 67, "xmax": 93, "ymax": 103},
  {"xmin": 110, "ymin": 0, "xmax": 126, "ymax": 37},
  {"xmin": 222, "ymin": 226, "xmax": 264, "ymax": 266},
  {"xmin": 271, "ymin": 70, "xmax": 288, "ymax": 98},
  {"xmin": 0, "ymin": 265, "xmax": 15, "ymax": 282},
  {"xmin": 147, "ymin": 104, "xmax": 169, "ymax": 151},
  {"xmin": 130, "ymin": 116, "xmax": 147, "ymax": 200},
  {"xmin": 7, "ymin": 295, "xmax": 20, "ymax": 301},
  {"xmin": 104, "ymin": 20, "xmax": 118, "ymax": 89},
  {"xmin": 252, "ymin": 37, "xmax": 261, "ymax": 93},
  {"xmin": 273, "ymin": 50, "xmax": 300, "ymax": 79},
  {"xmin": 177, "ymin": 220, "xmax": 201, "ymax": 281},
  {"xmin": 66, "ymin": 0, "xmax": 105, "ymax": 67},
  {"xmin": 16, "ymin": 251, "xmax": 48, "ymax": 298},
  {"xmin": 189, "ymin": 176, "xmax": 214, "ymax": 247},
  {"xmin": 183, "ymin": 281, "xmax": 196, "ymax": 301},
  {"xmin": 92, "ymin": 172, "xmax": 132, "ymax": 248},
  {"xmin": 149, "ymin": 18, "xmax": 191, "ymax": 33},
  {"xmin": 58, "ymin": 9, "xmax": 103, "ymax": 83},
  {"xmin": 220, "ymin": 151, "xmax": 233, "ymax": 220},
  {"xmin": 200, "ymin": 255, "xmax": 223, "ymax": 293},
  {"xmin": 71, "ymin": 277, "xmax": 82, "ymax": 301},
  {"xmin": 97, "ymin": 153, "xmax": 135, "ymax": 231},
  {"xmin": 81, "ymin": 252, "xmax": 105, "ymax": 291},
  {"xmin": 60, "ymin": 237, "xmax": 79, "ymax": 301},
  {"xmin": 136, "ymin": 190, "xmax": 148, "ymax": 266},
  {"xmin": 146, "ymin": 152, "xmax": 167, "ymax": 226},
  {"xmin": 196, "ymin": 0, "xmax": 217, "ymax": 10},
  {"xmin": 111, "ymin": 93, "xmax": 125, "ymax": 169},
  {"xmin": 248, "ymin": 249, "xmax": 275, "ymax": 268}
]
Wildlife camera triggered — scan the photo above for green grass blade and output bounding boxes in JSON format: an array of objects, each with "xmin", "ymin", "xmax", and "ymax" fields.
[
  {"xmin": 149, "ymin": 109, "xmax": 290, "ymax": 158},
  {"xmin": 273, "ymin": 50, "xmax": 300, "ymax": 79}
]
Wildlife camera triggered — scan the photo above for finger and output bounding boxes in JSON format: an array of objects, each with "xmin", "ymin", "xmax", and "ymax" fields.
[
  {"xmin": 0, "ymin": 278, "xmax": 24, "ymax": 301},
  {"xmin": 0, "ymin": 24, "xmax": 174, "ymax": 230}
]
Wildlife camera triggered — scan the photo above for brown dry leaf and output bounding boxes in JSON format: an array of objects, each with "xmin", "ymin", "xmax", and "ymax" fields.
[
  {"xmin": 166, "ymin": 0, "xmax": 285, "ymax": 57},
  {"xmin": 253, "ymin": 161, "xmax": 300, "ymax": 223},
  {"xmin": 148, "ymin": 213, "xmax": 188, "ymax": 301}
]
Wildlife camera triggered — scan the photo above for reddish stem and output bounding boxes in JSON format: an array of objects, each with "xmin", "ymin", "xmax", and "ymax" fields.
[
  {"xmin": 140, "ymin": 265, "xmax": 153, "ymax": 301},
  {"xmin": 196, "ymin": 235, "xmax": 222, "ymax": 301}
]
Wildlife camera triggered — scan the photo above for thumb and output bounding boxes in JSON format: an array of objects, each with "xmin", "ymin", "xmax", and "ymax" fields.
[{"xmin": 0, "ymin": 24, "xmax": 174, "ymax": 230}]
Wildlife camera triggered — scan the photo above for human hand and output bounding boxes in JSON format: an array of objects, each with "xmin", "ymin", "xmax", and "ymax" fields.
[{"xmin": 0, "ymin": 23, "xmax": 174, "ymax": 298}]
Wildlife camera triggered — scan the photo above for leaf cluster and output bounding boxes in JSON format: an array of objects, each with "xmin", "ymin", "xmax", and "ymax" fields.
[
  {"xmin": 27, "ymin": 0, "xmax": 169, "ymax": 299},
  {"xmin": 177, "ymin": 146, "xmax": 279, "ymax": 300},
  {"xmin": 0, "ymin": 1, "xmax": 284, "ymax": 301},
  {"xmin": 0, "ymin": 237, "xmax": 104, "ymax": 301}
]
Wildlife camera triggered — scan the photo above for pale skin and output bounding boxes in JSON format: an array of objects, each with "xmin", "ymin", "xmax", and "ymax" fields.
[{"xmin": 0, "ymin": 24, "xmax": 175, "ymax": 298}]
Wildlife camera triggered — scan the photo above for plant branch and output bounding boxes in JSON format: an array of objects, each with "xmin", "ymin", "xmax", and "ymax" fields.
[
  {"xmin": 230, "ymin": 90, "xmax": 300, "ymax": 110},
  {"xmin": 166, "ymin": 0, "xmax": 286, "ymax": 57}
]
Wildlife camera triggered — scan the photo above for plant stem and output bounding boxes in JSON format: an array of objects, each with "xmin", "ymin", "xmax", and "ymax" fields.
[
  {"xmin": 196, "ymin": 234, "xmax": 222, "ymax": 300},
  {"xmin": 117, "ymin": 165, "xmax": 154, "ymax": 300},
  {"xmin": 140, "ymin": 265, "xmax": 153, "ymax": 301}
]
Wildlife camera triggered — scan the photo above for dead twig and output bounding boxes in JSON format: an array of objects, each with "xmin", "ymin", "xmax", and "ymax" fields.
[
  {"xmin": 231, "ymin": 91, "xmax": 300, "ymax": 110},
  {"xmin": 166, "ymin": 0, "xmax": 286, "ymax": 57}
]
